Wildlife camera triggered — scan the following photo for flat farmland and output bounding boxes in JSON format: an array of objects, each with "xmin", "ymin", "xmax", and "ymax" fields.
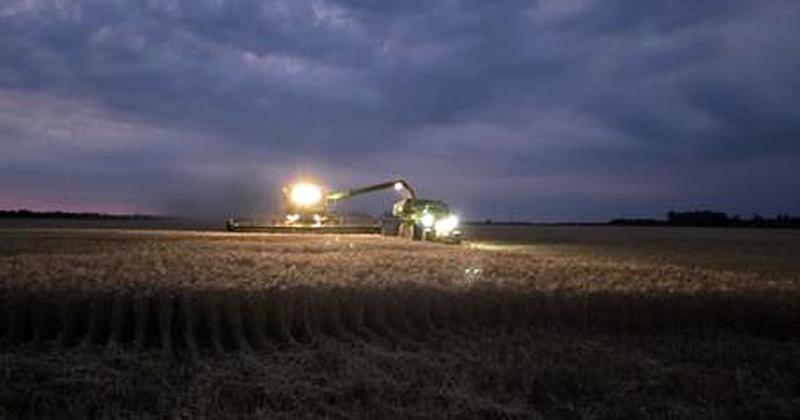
[
  {"xmin": 1, "ymin": 227, "xmax": 798, "ymax": 419},
  {"xmin": 464, "ymin": 225, "xmax": 800, "ymax": 276}
]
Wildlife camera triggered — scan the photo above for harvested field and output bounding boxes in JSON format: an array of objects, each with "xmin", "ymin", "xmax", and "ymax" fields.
[{"xmin": 1, "ymin": 227, "xmax": 799, "ymax": 418}]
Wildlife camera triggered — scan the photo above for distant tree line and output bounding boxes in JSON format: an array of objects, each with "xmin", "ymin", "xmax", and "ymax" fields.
[
  {"xmin": 609, "ymin": 210, "xmax": 800, "ymax": 228},
  {"xmin": 5, "ymin": 208, "xmax": 798, "ymax": 228},
  {"xmin": 0, "ymin": 209, "xmax": 163, "ymax": 220}
]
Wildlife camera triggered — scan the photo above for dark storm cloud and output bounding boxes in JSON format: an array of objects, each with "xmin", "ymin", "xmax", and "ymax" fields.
[{"xmin": 1, "ymin": 0, "xmax": 798, "ymax": 220}]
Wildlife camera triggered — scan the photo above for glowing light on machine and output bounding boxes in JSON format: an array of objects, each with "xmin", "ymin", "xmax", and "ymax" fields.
[
  {"xmin": 289, "ymin": 183, "xmax": 323, "ymax": 207},
  {"xmin": 435, "ymin": 215, "xmax": 459, "ymax": 235},
  {"xmin": 421, "ymin": 212, "xmax": 435, "ymax": 228}
]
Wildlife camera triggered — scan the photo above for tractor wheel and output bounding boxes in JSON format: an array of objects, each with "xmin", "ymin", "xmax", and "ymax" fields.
[{"xmin": 412, "ymin": 224, "xmax": 423, "ymax": 241}]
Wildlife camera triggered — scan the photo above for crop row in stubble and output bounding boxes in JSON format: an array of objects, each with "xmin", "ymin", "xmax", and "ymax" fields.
[{"xmin": 1, "ymin": 230, "xmax": 797, "ymax": 351}]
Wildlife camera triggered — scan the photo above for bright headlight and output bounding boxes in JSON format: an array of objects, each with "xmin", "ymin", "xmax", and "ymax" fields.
[
  {"xmin": 421, "ymin": 213, "xmax": 435, "ymax": 228},
  {"xmin": 289, "ymin": 183, "xmax": 323, "ymax": 207},
  {"xmin": 434, "ymin": 215, "xmax": 459, "ymax": 234}
]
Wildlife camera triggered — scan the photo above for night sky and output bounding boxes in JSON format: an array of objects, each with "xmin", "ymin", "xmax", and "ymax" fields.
[{"xmin": 1, "ymin": 0, "xmax": 798, "ymax": 221}]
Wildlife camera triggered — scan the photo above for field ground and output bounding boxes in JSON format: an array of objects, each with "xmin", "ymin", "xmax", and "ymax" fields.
[
  {"xmin": 1, "ymin": 226, "xmax": 798, "ymax": 418},
  {"xmin": 464, "ymin": 225, "xmax": 800, "ymax": 276}
]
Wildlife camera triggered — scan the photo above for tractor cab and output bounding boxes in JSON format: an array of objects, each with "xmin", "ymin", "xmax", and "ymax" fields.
[{"xmin": 390, "ymin": 198, "xmax": 462, "ymax": 243}]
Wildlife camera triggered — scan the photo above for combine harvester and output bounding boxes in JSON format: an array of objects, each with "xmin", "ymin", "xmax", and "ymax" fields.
[{"xmin": 227, "ymin": 179, "xmax": 462, "ymax": 243}]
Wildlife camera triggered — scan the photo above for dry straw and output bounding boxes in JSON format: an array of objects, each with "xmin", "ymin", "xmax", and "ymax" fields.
[{"xmin": 1, "ymin": 230, "xmax": 797, "ymax": 351}]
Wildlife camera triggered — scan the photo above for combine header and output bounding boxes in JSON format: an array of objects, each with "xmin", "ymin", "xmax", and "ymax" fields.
[{"xmin": 227, "ymin": 178, "xmax": 462, "ymax": 243}]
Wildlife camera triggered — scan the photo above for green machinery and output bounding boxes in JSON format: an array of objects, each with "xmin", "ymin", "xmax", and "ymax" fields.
[{"xmin": 227, "ymin": 179, "xmax": 462, "ymax": 243}]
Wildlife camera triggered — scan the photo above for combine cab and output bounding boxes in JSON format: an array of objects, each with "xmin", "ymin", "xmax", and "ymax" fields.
[{"xmin": 227, "ymin": 178, "xmax": 462, "ymax": 243}]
